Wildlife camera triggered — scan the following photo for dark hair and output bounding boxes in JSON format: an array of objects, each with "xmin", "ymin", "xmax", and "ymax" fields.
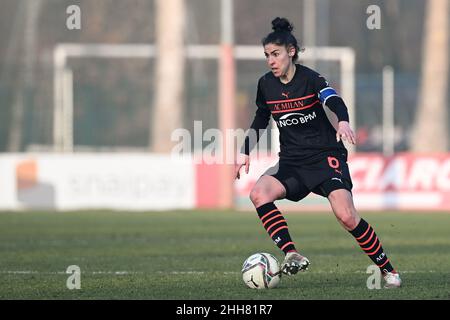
[{"xmin": 262, "ymin": 17, "xmax": 302, "ymax": 62}]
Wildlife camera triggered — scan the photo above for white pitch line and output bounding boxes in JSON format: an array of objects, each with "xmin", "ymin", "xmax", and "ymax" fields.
[
  {"xmin": 0, "ymin": 271, "xmax": 143, "ymax": 275},
  {"xmin": 156, "ymin": 271, "xmax": 205, "ymax": 275},
  {"xmin": 0, "ymin": 270, "xmax": 437, "ymax": 275}
]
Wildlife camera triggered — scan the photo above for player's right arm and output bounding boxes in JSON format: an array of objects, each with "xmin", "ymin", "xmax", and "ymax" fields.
[{"xmin": 235, "ymin": 78, "xmax": 271, "ymax": 180}]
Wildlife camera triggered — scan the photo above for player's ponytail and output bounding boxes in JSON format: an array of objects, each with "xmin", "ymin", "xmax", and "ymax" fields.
[{"xmin": 262, "ymin": 17, "xmax": 303, "ymax": 62}]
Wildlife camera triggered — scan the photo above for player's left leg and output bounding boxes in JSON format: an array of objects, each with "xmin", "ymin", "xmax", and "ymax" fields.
[{"xmin": 327, "ymin": 188, "xmax": 401, "ymax": 288}]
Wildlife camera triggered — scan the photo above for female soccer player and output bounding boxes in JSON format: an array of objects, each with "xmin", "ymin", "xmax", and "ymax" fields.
[{"xmin": 235, "ymin": 17, "xmax": 401, "ymax": 288}]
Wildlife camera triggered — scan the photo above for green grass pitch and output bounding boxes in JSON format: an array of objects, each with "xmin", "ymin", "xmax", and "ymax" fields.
[{"xmin": 0, "ymin": 210, "xmax": 449, "ymax": 299}]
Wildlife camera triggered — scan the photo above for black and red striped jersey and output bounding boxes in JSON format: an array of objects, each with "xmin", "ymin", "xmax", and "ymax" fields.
[{"xmin": 242, "ymin": 64, "xmax": 350, "ymax": 164}]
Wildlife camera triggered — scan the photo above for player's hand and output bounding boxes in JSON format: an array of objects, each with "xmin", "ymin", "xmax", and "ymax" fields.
[
  {"xmin": 235, "ymin": 153, "xmax": 250, "ymax": 180},
  {"xmin": 336, "ymin": 121, "xmax": 356, "ymax": 145}
]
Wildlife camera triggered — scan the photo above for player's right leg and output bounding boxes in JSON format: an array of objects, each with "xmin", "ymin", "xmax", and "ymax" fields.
[{"xmin": 249, "ymin": 171, "xmax": 309, "ymax": 275}]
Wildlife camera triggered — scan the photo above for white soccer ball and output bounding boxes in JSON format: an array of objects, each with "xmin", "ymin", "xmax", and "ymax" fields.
[{"xmin": 241, "ymin": 253, "xmax": 281, "ymax": 289}]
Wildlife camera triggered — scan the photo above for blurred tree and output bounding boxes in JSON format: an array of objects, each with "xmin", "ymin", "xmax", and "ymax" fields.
[
  {"xmin": 152, "ymin": 0, "xmax": 185, "ymax": 152},
  {"xmin": 412, "ymin": 0, "xmax": 448, "ymax": 151},
  {"xmin": 8, "ymin": 0, "xmax": 44, "ymax": 152}
]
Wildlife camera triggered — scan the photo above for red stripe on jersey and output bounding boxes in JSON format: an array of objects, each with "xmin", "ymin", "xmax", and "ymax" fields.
[
  {"xmin": 266, "ymin": 93, "xmax": 316, "ymax": 104},
  {"xmin": 271, "ymin": 100, "xmax": 320, "ymax": 114}
]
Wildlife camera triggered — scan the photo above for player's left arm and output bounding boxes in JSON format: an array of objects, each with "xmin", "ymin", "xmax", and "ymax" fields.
[{"xmin": 316, "ymin": 75, "xmax": 356, "ymax": 145}]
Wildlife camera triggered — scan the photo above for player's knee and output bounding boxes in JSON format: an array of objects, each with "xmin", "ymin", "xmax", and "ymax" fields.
[
  {"xmin": 249, "ymin": 187, "xmax": 263, "ymax": 206},
  {"xmin": 250, "ymin": 187, "xmax": 270, "ymax": 207},
  {"xmin": 336, "ymin": 207, "xmax": 359, "ymax": 230}
]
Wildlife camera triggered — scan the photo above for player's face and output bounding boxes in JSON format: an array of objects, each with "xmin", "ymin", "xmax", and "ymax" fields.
[{"xmin": 264, "ymin": 43, "xmax": 294, "ymax": 78}]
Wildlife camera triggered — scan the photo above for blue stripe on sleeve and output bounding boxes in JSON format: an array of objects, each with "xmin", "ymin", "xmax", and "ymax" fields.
[{"xmin": 319, "ymin": 87, "xmax": 339, "ymax": 104}]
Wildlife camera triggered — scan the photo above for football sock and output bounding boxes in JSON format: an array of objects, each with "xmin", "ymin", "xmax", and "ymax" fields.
[
  {"xmin": 256, "ymin": 202, "xmax": 296, "ymax": 254},
  {"xmin": 349, "ymin": 218, "xmax": 395, "ymax": 274}
]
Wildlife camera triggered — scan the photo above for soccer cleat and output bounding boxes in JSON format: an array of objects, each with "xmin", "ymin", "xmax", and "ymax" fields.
[
  {"xmin": 383, "ymin": 271, "xmax": 402, "ymax": 289},
  {"xmin": 281, "ymin": 251, "xmax": 310, "ymax": 275}
]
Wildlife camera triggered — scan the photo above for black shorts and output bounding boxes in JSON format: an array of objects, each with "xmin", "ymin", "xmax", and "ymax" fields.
[{"xmin": 264, "ymin": 154, "xmax": 353, "ymax": 202}]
